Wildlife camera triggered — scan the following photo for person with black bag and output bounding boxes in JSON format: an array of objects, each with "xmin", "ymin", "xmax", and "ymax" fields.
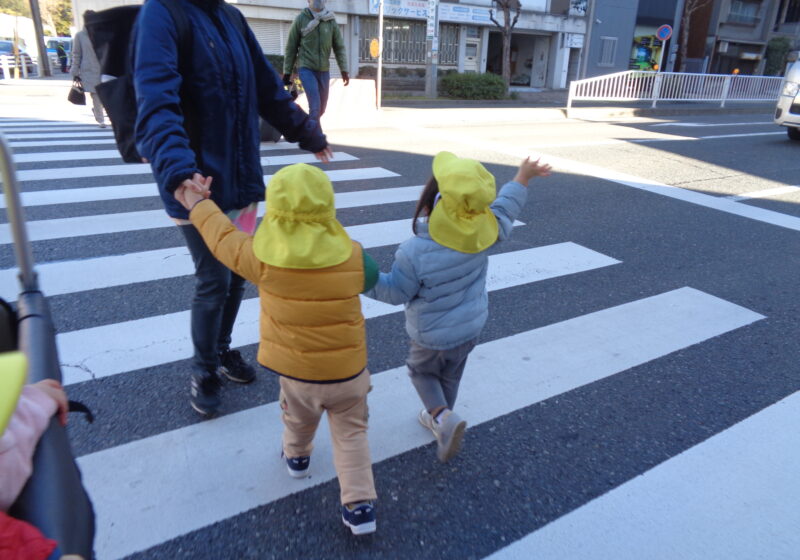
[
  {"xmin": 133, "ymin": 0, "xmax": 332, "ymax": 417},
  {"xmin": 70, "ymin": 27, "xmax": 106, "ymax": 128}
]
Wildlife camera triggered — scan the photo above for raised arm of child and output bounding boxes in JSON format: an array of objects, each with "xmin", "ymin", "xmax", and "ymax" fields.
[
  {"xmin": 513, "ymin": 157, "xmax": 552, "ymax": 186},
  {"xmin": 493, "ymin": 156, "xmax": 552, "ymax": 242},
  {"xmin": 174, "ymin": 178, "xmax": 263, "ymax": 286}
]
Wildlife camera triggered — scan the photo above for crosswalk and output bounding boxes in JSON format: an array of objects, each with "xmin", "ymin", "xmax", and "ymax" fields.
[{"xmin": 0, "ymin": 116, "xmax": 792, "ymax": 559}]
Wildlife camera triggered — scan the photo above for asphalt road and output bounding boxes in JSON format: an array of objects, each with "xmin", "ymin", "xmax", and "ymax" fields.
[{"xmin": 1, "ymin": 102, "xmax": 798, "ymax": 559}]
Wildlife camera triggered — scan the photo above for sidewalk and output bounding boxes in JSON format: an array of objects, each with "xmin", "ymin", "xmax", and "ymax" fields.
[
  {"xmin": 1, "ymin": 76, "xmax": 776, "ymax": 129},
  {"xmin": 383, "ymin": 88, "xmax": 775, "ymax": 119}
]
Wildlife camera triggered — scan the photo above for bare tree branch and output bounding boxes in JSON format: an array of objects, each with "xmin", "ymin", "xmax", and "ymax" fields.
[
  {"xmin": 510, "ymin": 2, "xmax": 521, "ymax": 31},
  {"xmin": 489, "ymin": 8, "xmax": 501, "ymax": 28}
]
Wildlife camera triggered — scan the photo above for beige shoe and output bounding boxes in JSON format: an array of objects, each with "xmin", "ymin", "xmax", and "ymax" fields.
[
  {"xmin": 418, "ymin": 408, "xmax": 434, "ymax": 431},
  {"xmin": 432, "ymin": 409, "xmax": 466, "ymax": 463}
]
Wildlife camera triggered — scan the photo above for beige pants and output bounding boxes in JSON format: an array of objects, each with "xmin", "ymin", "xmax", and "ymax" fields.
[
  {"xmin": 90, "ymin": 92, "xmax": 105, "ymax": 125},
  {"xmin": 279, "ymin": 370, "xmax": 376, "ymax": 505}
]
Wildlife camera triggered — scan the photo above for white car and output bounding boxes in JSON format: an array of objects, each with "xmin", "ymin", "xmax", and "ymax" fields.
[{"xmin": 774, "ymin": 59, "xmax": 800, "ymax": 140}]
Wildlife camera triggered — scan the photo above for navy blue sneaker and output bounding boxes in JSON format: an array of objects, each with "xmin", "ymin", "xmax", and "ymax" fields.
[
  {"xmin": 282, "ymin": 451, "xmax": 310, "ymax": 479},
  {"xmin": 217, "ymin": 349, "xmax": 256, "ymax": 383},
  {"xmin": 341, "ymin": 501, "xmax": 376, "ymax": 535},
  {"xmin": 190, "ymin": 372, "xmax": 222, "ymax": 417}
]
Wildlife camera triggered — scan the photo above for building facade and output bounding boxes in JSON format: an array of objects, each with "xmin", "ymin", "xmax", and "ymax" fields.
[
  {"xmin": 71, "ymin": 0, "xmax": 589, "ymax": 89},
  {"xmin": 580, "ymin": 0, "xmax": 640, "ymax": 77},
  {"xmin": 632, "ymin": 0, "xmax": 678, "ymax": 71}
]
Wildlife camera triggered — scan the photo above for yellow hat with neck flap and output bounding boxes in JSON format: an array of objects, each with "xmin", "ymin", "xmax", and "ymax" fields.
[
  {"xmin": 0, "ymin": 352, "xmax": 27, "ymax": 436},
  {"xmin": 254, "ymin": 163, "xmax": 352, "ymax": 269},
  {"xmin": 428, "ymin": 151, "xmax": 498, "ymax": 254}
]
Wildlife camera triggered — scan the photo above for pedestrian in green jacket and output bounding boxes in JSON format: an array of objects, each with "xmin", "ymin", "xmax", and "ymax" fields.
[{"xmin": 283, "ymin": 0, "xmax": 350, "ymax": 123}]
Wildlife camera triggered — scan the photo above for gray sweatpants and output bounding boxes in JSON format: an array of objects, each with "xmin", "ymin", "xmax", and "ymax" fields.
[{"xmin": 406, "ymin": 338, "xmax": 478, "ymax": 413}]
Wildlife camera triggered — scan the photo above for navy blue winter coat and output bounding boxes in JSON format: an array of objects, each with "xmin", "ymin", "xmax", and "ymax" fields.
[{"xmin": 133, "ymin": 0, "xmax": 327, "ymax": 219}]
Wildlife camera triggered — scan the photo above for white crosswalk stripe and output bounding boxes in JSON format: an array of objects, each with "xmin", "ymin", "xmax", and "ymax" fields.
[
  {"xmin": 0, "ymin": 114, "xmax": 783, "ymax": 559},
  {"xmin": 4, "ymin": 132, "xmax": 114, "ymax": 139},
  {"xmin": 0, "ymin": 185, "xmax": 415, "ymax": 244},
  {"xmin": 57, "ymin": 242, "xmax": 597, "ymax": 385},
  {"xmin": 9, "ymin": 138, "xmax": 119, "ymax": 148},
  {"xmin": 488, "ymin": 390, "xmax": 800, "ymax": 560},
  {"xmin": 13, "ymin": 151, "xmax": 358, "ymax": 181},
  {"xmin": 0, "ymin": 173, "xmax": 409, "ymax": 210},
  {"xmin": 10, "ymin": 143, "xmax": 301, "ymax": 163}
]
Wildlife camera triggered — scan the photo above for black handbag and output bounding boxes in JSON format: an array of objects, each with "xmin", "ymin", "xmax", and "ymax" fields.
[{"xmin": 68, "ymin": 78, "xmax": 86, "ymax": 105}]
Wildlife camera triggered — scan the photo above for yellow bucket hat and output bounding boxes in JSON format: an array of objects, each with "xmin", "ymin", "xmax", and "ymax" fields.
[
  {"xmin": 428, "ymin": 151, "xmax": 498, "ymax": 254},
  {"xmin": 0, "ymin": 352, "xmax": 27, "ymax": 436},
  {"xmin": 253, "ymin": 163, "xmax": 352, "ymax": 269}
]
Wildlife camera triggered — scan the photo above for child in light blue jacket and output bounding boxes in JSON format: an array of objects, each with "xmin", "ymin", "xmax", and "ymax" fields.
[{"xmin": 365, "ymin": 152, "xmax": 551, "ymax": 462}]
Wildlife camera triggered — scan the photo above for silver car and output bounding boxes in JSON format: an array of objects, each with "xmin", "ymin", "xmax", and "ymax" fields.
[{"xmin": 774, "ymin": 60, "xmax": 800, "ymax": 140}]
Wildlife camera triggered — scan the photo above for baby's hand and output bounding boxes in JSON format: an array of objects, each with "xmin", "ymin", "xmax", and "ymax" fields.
[
  {"xmin": 513, "ymin": 157, "xmax": 552, "ymax": 186},
  {"xmin": 34, "ymin": 379, "xmax": 68, "ymax": 426}
]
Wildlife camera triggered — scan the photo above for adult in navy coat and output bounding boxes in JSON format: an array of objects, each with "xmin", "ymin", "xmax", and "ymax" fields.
[{"xmin": 134, "ymin": 0, "xmax": 332, "ymax": 416}]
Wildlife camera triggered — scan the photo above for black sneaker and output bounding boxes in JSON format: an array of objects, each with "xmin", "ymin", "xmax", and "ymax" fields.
[
  {"xmin": 281, "ymin": 451, "xmax": 311, "ymax": 479},
  {"xmin": 217, "ymin": 349, "xmax": 256, "ymax": 383},
  {"xmin": 341, "ymin": 501, "xmax": 376, "ymax": 536},
  {"xmin": 190, "ymin": 372, "xmax": 222, "ymax": 417}
]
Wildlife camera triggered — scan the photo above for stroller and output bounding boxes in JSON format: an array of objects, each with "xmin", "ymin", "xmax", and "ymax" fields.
[{"xmin": 0, "ymin": 133, "xmax": 95, "ymax": 558}]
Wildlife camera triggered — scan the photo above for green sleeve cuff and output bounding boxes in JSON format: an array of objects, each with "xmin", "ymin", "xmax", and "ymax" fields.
[{"xmin": 362, "ymin": 251, "xmax": 379, "ymax": 293}]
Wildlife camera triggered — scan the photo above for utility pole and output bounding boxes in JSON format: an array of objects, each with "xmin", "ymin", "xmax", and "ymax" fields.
[
  {"xmin": 28, "ymin": 0, "xmax": 51, "ymax": 76},
  {"xmin": 425, "ymin": 0, "xmax": 439, "ymax": 98},
  {"xmin": 666, "ymin": 0, "xmax": 686, "ymax": 72},
  {"xmin": 579, "ymin": 0, "xmax": 596, "ymax": 79},
  {"xmin": 377, "ymin": 0, "xmax": 384, "ymax": 109}
]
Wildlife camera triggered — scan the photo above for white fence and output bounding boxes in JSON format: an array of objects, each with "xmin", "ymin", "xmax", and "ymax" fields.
[
  {"xmin": 567, "ymin": 70, "xmax": 784, "ymax": 110},
  {"xmin": 0, "ymin": 54, "xmax": 38, "ymax": 79}
]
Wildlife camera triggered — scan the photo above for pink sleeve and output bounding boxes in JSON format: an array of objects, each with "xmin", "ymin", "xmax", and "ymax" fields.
[{"xmin": 0, "ymin": 386, "xmax": 58, "ymax": 511}]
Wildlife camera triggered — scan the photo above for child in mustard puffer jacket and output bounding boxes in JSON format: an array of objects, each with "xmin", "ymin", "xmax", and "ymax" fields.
[{"xmin": 176, "ymin": 163, "xmax": 378, "ymax": 535}]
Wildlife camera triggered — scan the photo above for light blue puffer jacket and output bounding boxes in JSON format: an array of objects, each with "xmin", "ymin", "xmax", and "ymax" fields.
[{"xmin": 366, "ymin": 181, "xmax": 528, "ymax": 350}]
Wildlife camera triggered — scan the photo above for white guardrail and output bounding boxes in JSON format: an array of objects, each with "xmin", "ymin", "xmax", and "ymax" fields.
[
  {"xmin": 567, "ymin": 70, "xmax": 784, "ymax": 110},
  {"xmin": 0, "ymin": 54, "xmax": 38, "ymax": 79}
]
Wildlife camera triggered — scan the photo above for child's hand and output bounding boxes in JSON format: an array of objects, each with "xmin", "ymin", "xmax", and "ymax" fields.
[
  {"xmin": 175, "ymin": 174, "xmax": 213, "ymax": 210},
  {"xmin": 33, "ymin": 379, "xmax": 68, "ymax": 426},
  {"xmin": 513, "ymin": 157, "xmax": 552, "ymax": 186}
]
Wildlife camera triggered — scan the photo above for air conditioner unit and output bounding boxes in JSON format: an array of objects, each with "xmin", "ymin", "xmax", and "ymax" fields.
[{"xmin": 718, "ymin": 40, "xmax": 729, "ymax": 53}]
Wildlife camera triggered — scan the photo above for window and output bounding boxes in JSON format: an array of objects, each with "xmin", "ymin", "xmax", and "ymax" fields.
[
  {"xmin": 598, "ymin": 36, "xmax": 618, "ymax": 67},
  {"xmin": 439, "ymin": 23, "xmax": 459, "ymax": 64},
  {"xmin": 358, "ymin": 18, "xmax": 459, "ymax": 65},
  {"xmin": 786, "ymin": 0, "xmax": 800, "ymax": 23},
  {"xmin": 729, "ymin": 0, "xmax": 760, "ymax": 24}
]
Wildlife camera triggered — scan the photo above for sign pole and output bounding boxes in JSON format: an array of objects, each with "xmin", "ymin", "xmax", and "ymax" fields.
[
  {"xmin": 655, "ymin": 24, "xmax": 673, "ymax": 72},
  {"xmin": 377, "ymin": 0, "xmax": 384, "ymax": 109},
  {"xmin": 425, "ymin": 0, "xmax": 439, "ymax": 98}
]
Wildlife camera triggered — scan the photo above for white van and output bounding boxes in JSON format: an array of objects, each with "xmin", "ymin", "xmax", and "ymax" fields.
[{"xmin": 774, "ymin": 59, "xmax": 800, "ymax": 140}]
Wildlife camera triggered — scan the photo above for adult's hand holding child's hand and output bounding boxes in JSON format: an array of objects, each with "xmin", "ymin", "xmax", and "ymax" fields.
[
  {"xmin": 513, "ymin": 157, "xmax": 552, "ymax": 186},
  {"xmin": 175, "ymin": 173, "xmax": 213, "ymax": 210}
]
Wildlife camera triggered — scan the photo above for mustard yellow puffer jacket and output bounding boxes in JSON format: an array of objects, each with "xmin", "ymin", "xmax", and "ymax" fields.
[{"xmin": 190, "ymin": 200, "xmax": 367, "ymax": 382}]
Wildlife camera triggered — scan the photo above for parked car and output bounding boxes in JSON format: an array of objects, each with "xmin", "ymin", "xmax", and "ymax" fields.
[
  {"xmin": 774, "ymin": 60, "xmax": 800, "ymax": 140},
  {"xmin": 0, "ymin": 40, "xmax": 35, "ymax": 77}
]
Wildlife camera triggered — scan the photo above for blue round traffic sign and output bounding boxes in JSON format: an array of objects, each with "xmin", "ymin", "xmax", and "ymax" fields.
[{"xmin": 656, "ymin": 24, "xmax": 673, "ymax": 41}]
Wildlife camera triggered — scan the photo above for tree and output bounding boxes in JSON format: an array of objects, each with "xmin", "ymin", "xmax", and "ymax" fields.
[
  {"xmin": 0, "ymin": 0, "xmax": 71, "ymax": 35},
  {"xmin": 765, "ymin": 36, "xmax": 792, "ymax": 76},
  {"xmin": 0, "ymin": 0, "xmax": 31, "ymax": 17},
  {"xmin": 41, "ymin": 0, "xmax": 71, "ymax": 36},
  {"xmin": 679, "ymin": 0, "xmax": 713, "ymax": 72},
  {"xmin": 489, "ymin": 0, "xmax": 521, "ymax": 90}
]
